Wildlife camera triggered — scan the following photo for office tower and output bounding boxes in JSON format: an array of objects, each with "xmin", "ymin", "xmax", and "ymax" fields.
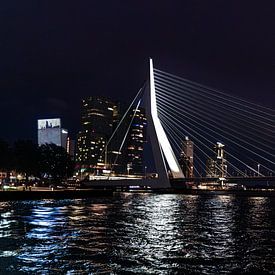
[
  {"xmin": 66, "ymin": 137, "xmax": 76, "ymax": 160},
  {"xmin": 179, "ymin": 136, "xmax": 194, "ymax": 177},
  {"xmin": 214, "ymin": 142, "xmax": 227, "ymax": 177},
  {"xmin": 61, "ymin": 129, "xmax": 68, "ymax": 149},
  {"xmin": 107, "ymin": 105, "xmax": 147, "ymax": 176},
  {"xmin": 76, "ymin": 96, "xmax": 115, "ymax": 171},
  {"xmin": 76, "ymin": 96, "xmax": 147, "ymax": 177},
  {"xmin": 125, "ymin": 107, "xmax": 147, "ymax": 175},
  {"xmin": 38, "ymin": 118, "xmax": 69, "ymax": 149},
  {"xmin": 206, "ymin": 158, "xmax": 217, "ymax": 177},
  {"xmin": 206, "ymin": 142, "xmax": 227, "ymax": 177},
  {"xmin": 38, "ymin": 118, "xmax": 62, "ymax": 146}
]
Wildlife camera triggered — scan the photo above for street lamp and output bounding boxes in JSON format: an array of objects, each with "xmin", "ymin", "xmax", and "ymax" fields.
[
  {"xmin": 144, "ymin": 166, "xmax": 147, "ymax": 179},
  {"xmin": 127, "ymin": 163, "xmax": 132, "ymax": 177},
  {"xmin": 257, "ymin": 164, "xmax": 260, "ymax": 177}
]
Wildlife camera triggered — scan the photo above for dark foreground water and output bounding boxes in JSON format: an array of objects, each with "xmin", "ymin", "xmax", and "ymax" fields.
[{"xmin": 0, "ymin": 194, "xmax": 275, "ymax": 274}]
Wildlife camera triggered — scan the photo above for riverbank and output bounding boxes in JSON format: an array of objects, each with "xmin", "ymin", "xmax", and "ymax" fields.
[
  {"xmin": 0, "ymin": 188, "xmax": 113, "ymax": 201},
  {"xmin": 1, "ymin": 187, "xmax": 275, "ymax": 201},
  {"xmin": 153, "ymin": 188, "xmax": 275, "ymax": 197}
]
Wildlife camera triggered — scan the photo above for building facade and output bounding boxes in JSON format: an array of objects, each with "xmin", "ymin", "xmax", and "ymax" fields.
[
  {"xmin": 66, "ymin": 137, "xmax": 76, "ymax": 160},
  {"xmin": 124, "ymin": 107, "xmax": 147, "ymax": 175},
  {"xmin": 76, "ymin": 96, "xmax": 116, "ymax": 173},
  {"xmin": 179, "ymin": 137, "xmax": 194, "ymax": 178},
  {"xmin": 38, "ymin": 118, "xmax": 68, "ymax": 149},
  {"xmin": 206, "ymin": 142, "xmax": 227, "ymax": 178},
  {"xmin": 76, "ymin": 97, "xmax": 147, "ymax": 177}
]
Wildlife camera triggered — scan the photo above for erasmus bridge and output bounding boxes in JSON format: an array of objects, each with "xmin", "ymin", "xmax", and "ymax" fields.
[{"xmin": 83, "ymin": 59, "xmax": 275, "ymax": 189}]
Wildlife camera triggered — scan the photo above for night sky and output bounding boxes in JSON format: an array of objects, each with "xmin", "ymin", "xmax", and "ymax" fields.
[{"xmin": 0, "ymin": 1, "xmax": 273, "ymax": 142}]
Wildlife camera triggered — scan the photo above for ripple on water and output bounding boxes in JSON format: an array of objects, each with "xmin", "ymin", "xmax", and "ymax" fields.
[{"xmin": 0, "ymin": 194, "xmax": 274, "ymax": 274}]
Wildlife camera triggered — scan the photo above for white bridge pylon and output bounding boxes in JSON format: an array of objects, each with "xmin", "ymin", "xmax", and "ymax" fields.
[{"xmin": 144, "ymin": 58, "xmax": 184, "ymax": 187}]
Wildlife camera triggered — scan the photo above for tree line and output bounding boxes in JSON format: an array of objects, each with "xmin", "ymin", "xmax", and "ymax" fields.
[{"xmin": 0, "ymin": 140, "xmax": 75, "ymax": 184}]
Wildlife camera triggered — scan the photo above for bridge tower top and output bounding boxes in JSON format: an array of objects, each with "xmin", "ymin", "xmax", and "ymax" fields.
[{"xmin": 144, "ymin": 58, "xmax": 184, "ymax": 186}]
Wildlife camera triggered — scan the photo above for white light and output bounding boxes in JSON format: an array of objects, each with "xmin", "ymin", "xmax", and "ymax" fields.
[{"xmin": 150, "ymin": 59, "xmax": 183, "ymax": 177}]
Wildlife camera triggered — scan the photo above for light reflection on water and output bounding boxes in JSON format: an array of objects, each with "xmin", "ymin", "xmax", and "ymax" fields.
[{"xmin": 0, "ymin": 194, "xmax": 274, "ymax": 274}]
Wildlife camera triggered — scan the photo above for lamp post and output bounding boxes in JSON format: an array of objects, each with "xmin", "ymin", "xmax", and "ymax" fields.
[
  {"xmin": 104, "ymin": 144, "xmax": 108, "ymax": 169},
  {"xmin": 127, "ymin": 163, "xmax": 132, "ymax": 177},
  {"xmin": 257, "ymin": 164, "xmax": 260, "ymax": 177},
  {"xmin": 144, "ymin": 166, "xmax": 147, "ymax": 179}
]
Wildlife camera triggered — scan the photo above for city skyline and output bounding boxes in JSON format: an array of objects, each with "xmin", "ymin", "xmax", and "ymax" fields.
[
  {"xmin": 1, "ymin": 79, "xmax": 273, "ymax": 179},
  {"xmin": 0, "ymin": 3, "xmax": 274, "ymax": 274},
  {"xmin": 1, "ymin": 65, "xmax": 273, "ymax": 179}
]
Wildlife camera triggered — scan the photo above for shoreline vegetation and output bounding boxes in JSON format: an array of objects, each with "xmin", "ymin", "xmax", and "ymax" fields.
[{"xmin": 0, "ymin": 139, "xmax": 75, "ymax": 186}]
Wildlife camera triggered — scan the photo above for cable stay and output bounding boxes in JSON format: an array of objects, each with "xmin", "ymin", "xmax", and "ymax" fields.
[
  {"xmin": 154, "ymin": 75, "xmax": 275, "ymax": 128},
  {"xmin": 159, "ymin": 107, "xmax": 275, "ymax": 176},
  {"xmin": 108, "ymin": 99, "xmax": 142, "ymax": 178},
  {"xmin": 156, "ymin": 89, "xmax": 275, "ymax": 148},
  {"xmin": 154, "ymin": 76, "xmax": 275, "ymax": 129},
  {"xmin": 161, "ymin": 119, "xmax": 209, "ymax": 177},
  {"xmin": 156, "ymin": 92, "xmax": 275, "ymax": 155},
  {"xmin": 160, "ymin": 116, "xmax": 236, "ymax": 177},
  {"xmin": 156, "ymin": 95, "xmax": 275, "ymax": 161},
  {"xmin": 155, "ymin": 85, "xmax": 275, "ymax": 141},
  {"xmin": 154, "ymin": 68, "xmax": 275, "ymax": 117},
  {"xmin": 160, "ymin": 114, "xmax": 248, "ymax": 177},
  {"xmin": 162, "ymin": 122, "xmax": 203, "ymax": 177},
  {"xmin": 158, "ymin": 105, "xmax": 275, "ymax": 174},
  {"xmin": 159, "ymin": 111, "xmax": 260, "ymax": 177},
  {"xmin": 101, "ymin": 84, "xmax": 145, "ymax": 159},
  {"xmin": 158, "ymin": 107, "xmax": 269, "ymax": 176}
]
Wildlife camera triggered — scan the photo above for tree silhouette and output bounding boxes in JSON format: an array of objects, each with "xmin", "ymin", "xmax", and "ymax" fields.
[
  {"xmin": 13, "ymin": 140, "xmax": 39, "ymax": 182},
  {"xmin": 0, "ymin": 139, "xmax": 13, "ymax": 173},
  {"xmin": 39, "ymin": 143, "xmax": 74, "ymax": 184}
]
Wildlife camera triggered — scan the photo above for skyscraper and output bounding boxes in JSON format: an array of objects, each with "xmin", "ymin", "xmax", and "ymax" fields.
[
  {"xmin": 124, "ymin": 107, "xmax": 147, "ymax": 175},
  {"xmin": 61, "ymin": 129, "xmax": 68, "ymax": 149},
  {"xmin": 214, "ymin": 142, "xmax": 227, "ymax": 178},
  {"xmin": 206, "ymin": 142, "xmax": 227, "ymax": 178},
  {"xmin": 66, "ymin": 137, "xmax": 76, "ymax": 160},
  {"xmin": 179, "ymin": 136, "xmax": 194, "ymax": 178},
  {"xmin": 106, "ymin": 106, "xmax": 147, "ymax": 176},
  {"xmin": 38, "ymin": 118, "xmax": 68, "ymax": 149},
  {"xmin": 76, "ymin": 96, "xmax": 147, "ymax": 177},
  {"xmin": 76, "ymin": 96, "xmax": 116, "ymax": 172},
  {"xmin": 206, "ymin": 158, "xmax": 217, "ymax": 177}
]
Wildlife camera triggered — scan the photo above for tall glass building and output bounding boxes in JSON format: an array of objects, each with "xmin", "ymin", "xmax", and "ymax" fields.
[
  {"xmin": 179, "ymin": 136, "xmax": 194, "ymax": 178},
  {"xmin": 76, "ymin": 96, "xmax": 147, "ymax": 177},
  {"xmin": 76, "ymin": 97, "xmax": 115, "ymax": 171},
  {"xmin": 109, "ymin": 106, "xmax": 147, "ymax": 176}
]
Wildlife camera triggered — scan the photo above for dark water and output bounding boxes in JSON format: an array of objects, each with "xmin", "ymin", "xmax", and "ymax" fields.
[{"xmin": 0, "ymin": 194, "xmax": 275, "ymax": 274}]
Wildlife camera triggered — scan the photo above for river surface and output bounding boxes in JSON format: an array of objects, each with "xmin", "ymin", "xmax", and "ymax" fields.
[{"xmin": 0, "ymin": 193, "xmax": 275, "ymax": 274}]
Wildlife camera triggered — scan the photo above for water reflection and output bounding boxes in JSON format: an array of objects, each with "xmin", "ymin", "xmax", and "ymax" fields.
[{"xmin": 0, "ymin": 194, "xmax": 274, "ymax": 274}]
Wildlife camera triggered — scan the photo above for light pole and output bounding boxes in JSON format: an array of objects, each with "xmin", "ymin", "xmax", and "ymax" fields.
[
  {"xmin": 257, "ymin": 164, "xmax": 260, "ymax": 177},
  {"xmin": 144, "ymin": 166, "xmax": 147, "ymax": 179},
  {"xmin": 104, "ymin": 144, "xmax": 108, "ymax": 169},
  {"xmin": 127, "ymin": 163, "xmax": 132, "ymax": 177}
]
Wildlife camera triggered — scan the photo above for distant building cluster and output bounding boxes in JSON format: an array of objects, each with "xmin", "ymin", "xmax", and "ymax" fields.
[
  {"xmin": 178, "ymin": 137, "xmax": 228, "ymax": 179},
  {"xmin": 75, "ymin": 96, "xmax": 147, "ymax": 178},
  {"xmin": 37, "ymin": 98, "xmax": 229, "ymax": 180},
  {"xmin": 37, "ymin": 96, "xmax": 147, "ymax": 180}
]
